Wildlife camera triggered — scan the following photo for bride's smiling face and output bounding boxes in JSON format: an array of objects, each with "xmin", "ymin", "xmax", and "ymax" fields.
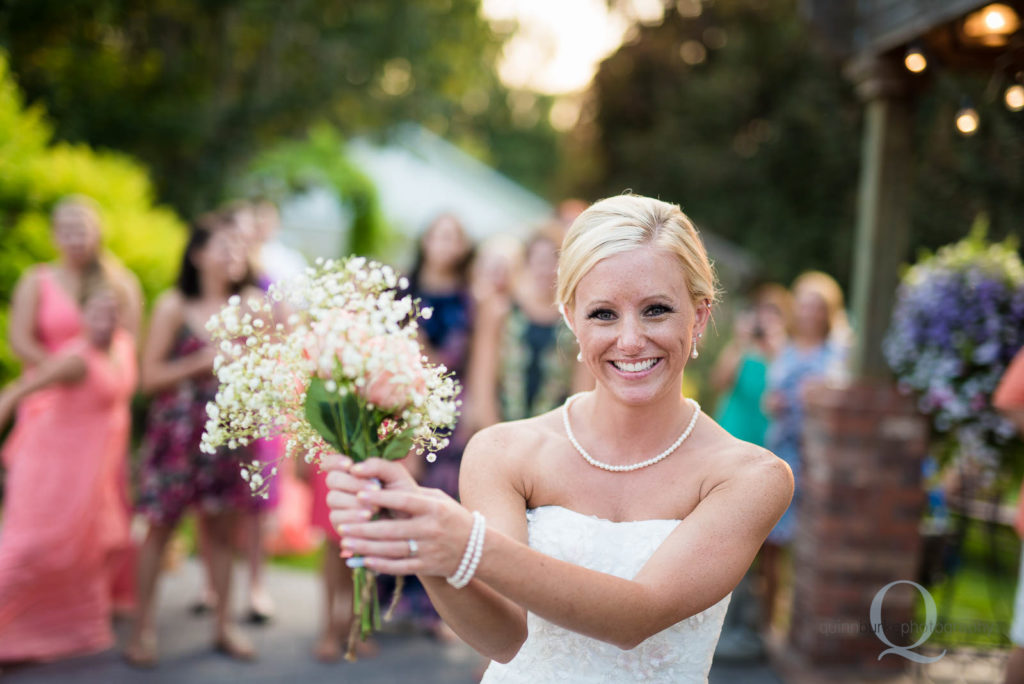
[{"xmin": 569, "ymin": 244, "xmax": 709, "ymax": 404}]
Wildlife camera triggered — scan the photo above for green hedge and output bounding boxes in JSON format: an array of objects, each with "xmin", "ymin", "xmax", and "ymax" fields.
[{"xmin": 0, "ymin": 52, "xmax": 186, "ymax": 383}]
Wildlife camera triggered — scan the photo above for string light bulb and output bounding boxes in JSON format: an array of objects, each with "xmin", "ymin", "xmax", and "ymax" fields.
[
  {"xmin": 1006, "ymin": 84, "xmax": 1024, "ymax": 111},
  {"xmin": 904, "ymin": 46, "xmax": 927, "ymax": 73},
  {"xmin": 955, "ymin": 100, "xmax": 980, "ymax": 135},
  {"xmin": 962, "ymin": 3, "xmax": 1021, "ymax": 47}
]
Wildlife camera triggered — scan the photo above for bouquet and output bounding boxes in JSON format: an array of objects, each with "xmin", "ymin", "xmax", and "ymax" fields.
[
  {"xmin": 883, "ymin": 221, "xmax": 1024, "ymax": 479},
  {"xmin": 201, "ymin": 256, "xmax": 460, "ymax": 659}
]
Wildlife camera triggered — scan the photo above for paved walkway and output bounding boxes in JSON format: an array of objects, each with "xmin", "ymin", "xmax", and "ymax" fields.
[{"xmin": 3, "ymin": 558, "xmax": 783, "ymax": 683}]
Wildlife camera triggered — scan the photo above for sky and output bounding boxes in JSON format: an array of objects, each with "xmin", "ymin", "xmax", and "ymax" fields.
[{"xmin": 481, "ymin": 0, "xmax": 668, "ymax": 95}]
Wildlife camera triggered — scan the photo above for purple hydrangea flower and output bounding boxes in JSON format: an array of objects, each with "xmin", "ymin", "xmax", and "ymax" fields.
[{"xmin": 884, "ymin": 225, "xmax": 1024, "ymax": 472}]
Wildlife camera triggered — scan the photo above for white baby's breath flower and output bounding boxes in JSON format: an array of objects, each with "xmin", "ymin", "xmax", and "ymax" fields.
[{"xmin": 202, "ymin": 255, "xmax": 462, "ymax": 501}]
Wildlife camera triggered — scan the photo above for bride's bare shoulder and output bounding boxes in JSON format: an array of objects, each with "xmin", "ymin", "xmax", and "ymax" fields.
[
  {"xmin": 699, "ymin": 424, "xmax": 793, "ymax": 508},
  {"xmin": 462, "ymin": 410, "xmax": 564, "ymax": 470}
]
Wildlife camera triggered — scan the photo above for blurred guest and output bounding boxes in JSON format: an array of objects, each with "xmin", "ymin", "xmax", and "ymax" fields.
[
  {"xmin": 203, "ymin": 200, "xmax": 287, "ymax": 624},
  {"xmin": 710, "ymin": 283, "xmax": 790, "ymax": 659},
  {"xmin": 308, "ymin": 467, "xmax": 372, "ymax": 662},
  {"xmin": 0, "ymin": 288, "xmax": 136, "ymax": 662},
  {"xmin": 6, "ymin": 195, "xmax": 141, "ymax": 613},
  {"xmin": 379, "ymin": 214, "xmax": 475, "ymax": 637},
  {"xmin": 124, "ymin": 222, "xmax": 259, "ymax": 666},
  {"xmin": 469, "ymin": 234, "xmax": 522, "ymax": 305},
  {"xmin": 995, "ymin": 349, "xmax": 1024, "ymax": 684},
  {"xmin": 555, "ymin": 197, "xmax": 588, "ymax": 229},
  {"xmin": 760, "ymin": 270, "xmax": 848, "ymax": 631},
  {"xmin": 403, "ymin": 213, "xmax": 475, "ymax": 491},
  {"xmin": 252, "ymin": 198, "xmax": 307, "ymax": 285},
  {"xmin": 711, "ymin": 284, "xmax": 791, "ymax": 445},
  {"xmin": 8, "ymin": 196, "xmax": 143, "ymax": 360},
  {"xmin": 467, "ymin": 223, "xmax": 585, "ymax": 431}
]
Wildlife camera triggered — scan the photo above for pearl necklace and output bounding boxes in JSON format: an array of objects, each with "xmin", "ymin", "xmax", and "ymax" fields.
[{"xmin": 562, "ymin": 393, "xmax": 701, "ymax": 472}]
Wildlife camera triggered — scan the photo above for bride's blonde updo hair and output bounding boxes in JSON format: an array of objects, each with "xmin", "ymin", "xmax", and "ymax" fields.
[{"xmin": 556, "ymin": 194, "xmax": 719, "ymax": 312}]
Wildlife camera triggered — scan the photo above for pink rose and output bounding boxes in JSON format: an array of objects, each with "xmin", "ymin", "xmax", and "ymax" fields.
[{"xmin": 361, "ymin": 336, "xmax": 427, "ymax": 411}]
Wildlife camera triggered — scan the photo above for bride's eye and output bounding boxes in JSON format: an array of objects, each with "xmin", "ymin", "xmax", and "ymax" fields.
[
  {"xmin": 586, "ymin": 308, "xmax": 616, "ymax": 321},
  {"xmin": 645, "ymin": 304, "xmax": 674, "ymax": 317}
]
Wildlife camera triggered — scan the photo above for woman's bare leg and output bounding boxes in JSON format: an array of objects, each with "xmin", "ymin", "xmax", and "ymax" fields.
[
  {"xmin": 758, "ymin": 542, "xmax": 780, "ymax": 632},
  {"xmin": 124, "ymin": 522, "xmax": 175, "ymax": 666},
  {"xmin": 314, "ymin": 541, "xmax": 345, "ymax": 661},
  {"xmin": 244, "ymin": 510, "xmax": 274, "ymax": 622},
  {"xmin": 200, "ymin": 511, "xmax": 255, "ymax": 660}
]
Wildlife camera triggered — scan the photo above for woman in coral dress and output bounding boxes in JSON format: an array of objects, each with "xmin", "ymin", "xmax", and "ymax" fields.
[
  {"xmin": 7, "ymin": 197, "xmax": 142, "ymax": 610},
  {"xmin": 0, "ymin": 290, "xmax": 136, "ymax": 662}
]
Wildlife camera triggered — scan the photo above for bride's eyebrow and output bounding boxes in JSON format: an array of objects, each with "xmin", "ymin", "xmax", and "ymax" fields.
[{"xmin": 583, "ymin": 294, "xmax": 676, "ymax": 308}]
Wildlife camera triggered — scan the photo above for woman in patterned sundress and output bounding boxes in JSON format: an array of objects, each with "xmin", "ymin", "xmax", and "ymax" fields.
[
  {"xmin": 124, "ymin": 217, "xmax": 262, "ymax": 667},
  {"xmin": 467, "ymin": 223, "xmax": 587, "ymax": 432}
]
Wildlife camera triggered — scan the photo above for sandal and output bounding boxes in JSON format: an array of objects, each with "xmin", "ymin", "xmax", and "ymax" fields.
[
  {"xmin": 213, "ymin": 629, "xmax": 256, "ymax": 662},
  {"xmin": 123, "ymin": 634, "xmax": 158, "ymax": 669},
  {"xmin": 313, "ymin": 634, "xmax": 343, "ymax": 663}
]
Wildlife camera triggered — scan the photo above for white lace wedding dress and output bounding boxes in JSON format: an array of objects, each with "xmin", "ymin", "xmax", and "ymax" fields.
[{"xmin": 480, "ymin": 505, "xmax": 730, "ymax": 683}]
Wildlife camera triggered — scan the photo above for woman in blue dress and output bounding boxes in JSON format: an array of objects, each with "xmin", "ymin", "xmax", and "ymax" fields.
[
  {"xmin": 761, "ymin": 271, "xmax": 848, "ymax": 630},
  {"xmin": 386, "ymin": 213, "xmax": 475, "ymax": 638}
]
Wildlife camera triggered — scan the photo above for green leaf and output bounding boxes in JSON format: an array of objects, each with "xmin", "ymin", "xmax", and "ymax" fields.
[
  {"xmin": 304, "ymin": 378, "xmax": 345, "ymax": 453},
  {"xmin": 340, "ymin": 392, "xmax": 365, "ymax": 450},
  {"xmin": 381, "ymin": 428, "xmax": 416, "ymax": 461}
]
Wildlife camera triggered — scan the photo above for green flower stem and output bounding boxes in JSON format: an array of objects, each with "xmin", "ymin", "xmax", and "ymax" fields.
[
  {"xmin": 332, "ymin": 393, "xmax": 350, "ymax": 455},
  {"xmin": 333, "ymin": 395, "xmax": 403, "ymax": 660}
]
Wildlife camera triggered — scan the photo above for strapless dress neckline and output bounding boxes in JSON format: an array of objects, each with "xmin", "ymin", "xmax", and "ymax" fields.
[
  {"xmin": 480, "ymin": 505, "xmax": 730, "ymax": 683},
  {"xmin": 530, "ymin": 504, "xmax": 680, "ymax": 525}
]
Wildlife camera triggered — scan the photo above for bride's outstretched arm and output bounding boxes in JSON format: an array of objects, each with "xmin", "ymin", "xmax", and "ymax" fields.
[{"xmin": 330, "ymin": 431, "xmax": 793, "ymax": 653}]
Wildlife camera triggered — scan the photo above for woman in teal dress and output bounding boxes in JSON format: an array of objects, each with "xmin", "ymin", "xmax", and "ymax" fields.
[
  {"xmin": 712, "ymin": 284, "xmax": 791, "ymax": 446},
  {"xmin": 710, "ymin": 284, "xmax": 789, "ymax": 657}
]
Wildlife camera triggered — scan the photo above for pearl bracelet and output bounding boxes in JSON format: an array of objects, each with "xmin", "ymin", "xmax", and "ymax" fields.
[{"xmin": 447, "ymin": 511, "xmax": 485, "ymax": 589}]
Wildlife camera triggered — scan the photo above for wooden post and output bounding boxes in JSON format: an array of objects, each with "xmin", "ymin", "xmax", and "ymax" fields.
[{"xmin": 844, "ymin": 54, "xmax": 915, "ymax": 381}]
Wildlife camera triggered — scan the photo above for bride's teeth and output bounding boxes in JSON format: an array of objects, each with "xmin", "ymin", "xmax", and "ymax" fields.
[{"xmin": 614, "ymin": 359, "xmax": 657, "ymax": 372}]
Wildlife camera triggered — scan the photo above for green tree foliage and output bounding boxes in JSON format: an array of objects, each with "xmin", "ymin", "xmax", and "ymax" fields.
[
  {"xmin": 911, "ymin": 70, "xmax": 1024, "ymax": 260},
  {"xmin": 241, "ymin": 124, "xmax": 392, "ymax": 257},
  {"xmin": 0, "ymin": 52, "xmax": 186, "ymax": 382},
  {"xmin": 572, "ymin": 0, "xmax": 862, "ymax": 287},
  {"xmin": 572, "ymin": 0, "xmax": 1024, "ymax": 288},
  {"xmin": 0, "ymin": 0, "xmax": 561, "ymax": 213}
]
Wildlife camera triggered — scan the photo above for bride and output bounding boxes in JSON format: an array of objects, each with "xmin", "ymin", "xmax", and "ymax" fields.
[{"xmin": 324, "ymin": 194, "xmax": 793, "ymax": 682}]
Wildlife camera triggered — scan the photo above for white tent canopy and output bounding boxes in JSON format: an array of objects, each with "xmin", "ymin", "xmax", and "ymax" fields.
[
  {"xmin": 349, "ymin": 124, "xmax": 552, "ymax": 241},
  {"xmin": 276, "ymin": 124, "xmax": 553, "ymax": 265}
]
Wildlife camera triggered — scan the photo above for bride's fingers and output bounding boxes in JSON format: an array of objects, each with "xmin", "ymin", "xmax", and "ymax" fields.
[
  {"xmin": 325, "ymin": 468, "xmax": 378, "ymax": 495},
  {"xmin": 328, "ymin": 508, "xmax": 373, "ymax": 529},
  {"xmin": 336, "ymin": 516, "xmax": 422, "ymax": 541},
  {"xmin": 350, "ymin": 458, "xmax": 417, "ymax": 490},
  {"xmin": 321, "ymin": 453, "xmax": 353, "ymax": 472},
  {"xmin": 340, "ymin": 538, "xmax": 414, "ymax": 560},
  {"xmin": 354, "ymin": 486, "xmax": 437, "ymax": 516},
  {"xmin": 325, "ymin": 488, "xmax": 377, "ymax": 516}
]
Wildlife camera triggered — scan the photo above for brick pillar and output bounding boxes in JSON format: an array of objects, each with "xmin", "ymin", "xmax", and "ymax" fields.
[{"xmin": 788, "ymin": 380, "xmax": 929, "ymax": 671}]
